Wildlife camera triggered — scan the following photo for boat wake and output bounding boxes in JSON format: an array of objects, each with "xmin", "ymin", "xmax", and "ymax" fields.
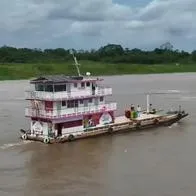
[
  {"xmin": 168, "ymin": 122, "xmax": 179, "ymax": 129},
  {"xmin": 166, "ymin": 90, "xmax": 181, "ymax": 93},
  {"xmin": 180, "ymin": 96, "xmax": 196, "ymax": 101},
  {"xmin": 0, "ymin": 140, "xmax": 32, "ymax": 150},
  {"xmin": 148, "ymin": 89, "xmax": 182, "ymax": 95}
]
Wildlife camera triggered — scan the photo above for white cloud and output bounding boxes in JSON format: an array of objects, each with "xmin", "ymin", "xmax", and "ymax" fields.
[
  {"xmin": 0, "ymin": 0, "xmax": 196, "ymax": 51},
  {"xmin": 47, "ymin": 0, "xmax": 133, "ymax": 22}
]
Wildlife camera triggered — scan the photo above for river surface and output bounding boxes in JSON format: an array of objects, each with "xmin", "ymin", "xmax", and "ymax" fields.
[{"xmin": 0, "ymin": 73, "xmax": 196, "ymax": 196}]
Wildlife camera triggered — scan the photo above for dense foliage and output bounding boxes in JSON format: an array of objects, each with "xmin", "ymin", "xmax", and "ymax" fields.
[{"xmin": 0, "ymin": 42, "xmax": 196, "ymax": 64}]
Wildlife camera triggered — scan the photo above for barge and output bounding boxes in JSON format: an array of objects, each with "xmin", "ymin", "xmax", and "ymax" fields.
[{"xmin": 20, "ymin": 55, "xmax": 188, "ymax": 144}]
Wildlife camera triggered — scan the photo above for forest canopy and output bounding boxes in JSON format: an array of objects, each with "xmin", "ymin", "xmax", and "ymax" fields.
[{"xmin": 0, "ymin": 42, "xmax": 195, "ymax": 65}]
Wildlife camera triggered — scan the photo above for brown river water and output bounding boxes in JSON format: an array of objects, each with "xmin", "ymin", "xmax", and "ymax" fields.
[{"xmin": 0, "ymin": 74, "xmax": 196, "ymax": 196}]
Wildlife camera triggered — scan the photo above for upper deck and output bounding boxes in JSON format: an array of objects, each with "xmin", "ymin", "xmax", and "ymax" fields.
[{"xmin": 25, "ymin": 75, "xmax": 112, "ymax": 101}]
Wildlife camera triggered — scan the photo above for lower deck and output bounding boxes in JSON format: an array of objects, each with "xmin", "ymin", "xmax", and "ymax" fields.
[{"xmin": 20, "ymin": 110, "xmax": 188, "ymax": 144}]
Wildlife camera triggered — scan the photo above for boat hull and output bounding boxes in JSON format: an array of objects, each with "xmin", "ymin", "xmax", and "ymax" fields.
[{"xmin": 19, "ymin": 111, "xmax": 188, "ymax": 144}]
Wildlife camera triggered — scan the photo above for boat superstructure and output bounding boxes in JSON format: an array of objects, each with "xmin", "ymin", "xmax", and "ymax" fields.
[{"xmin": 23, "ymin": 72, "xmax": 117, "ymax": 143}]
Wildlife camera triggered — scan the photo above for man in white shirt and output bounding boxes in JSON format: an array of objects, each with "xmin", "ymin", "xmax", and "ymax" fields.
[{"xmin": 137, "ymin": 105, "xmax": 141, "ymax": 117}]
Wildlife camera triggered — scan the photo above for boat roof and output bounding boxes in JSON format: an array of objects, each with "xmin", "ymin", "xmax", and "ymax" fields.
[{"xmin": 30, "ymin": 74, "xmax": 103, "ymax": 84}]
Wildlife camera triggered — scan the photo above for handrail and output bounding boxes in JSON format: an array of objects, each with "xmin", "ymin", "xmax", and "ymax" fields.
[
  {"xmin": 25, "ymin": 87, "xmax": 112, "ymax": 100},
  {"xmin": 25, "ymin": 102, "xmax": 117, "ymax": 118},
  {"xmin": 25, "ymin": 86, "xmax": 111, "ymax": 93}
]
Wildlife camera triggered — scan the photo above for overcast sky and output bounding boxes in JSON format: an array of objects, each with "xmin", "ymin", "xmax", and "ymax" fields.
[{"xmin": 0, "ymin": 0, "xmax": 195, "ymax": 51}]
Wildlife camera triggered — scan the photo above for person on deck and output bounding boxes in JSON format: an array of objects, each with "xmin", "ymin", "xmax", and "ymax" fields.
[
  {"xmin": 137, "ymin": 105, "xmax": 141, "ymax": 117},
  {"xmin": 149, "ymin": 104, "xmax": 152, "ymax": 113},
  {"xmin": 131, "ymin": 104, "xmax": 134, "ymax": 111},
  {"xmin": 130, "ymin": 104, "xmax": 135, "ymax": 119}
]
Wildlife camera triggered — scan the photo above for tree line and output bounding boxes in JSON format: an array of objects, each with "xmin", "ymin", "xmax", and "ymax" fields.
[{"xmin": 0, "ymin": 42, "xmax": 196, "ymax": 64}]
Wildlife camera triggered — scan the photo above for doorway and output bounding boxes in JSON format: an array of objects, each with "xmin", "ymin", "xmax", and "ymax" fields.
[
  {"xmin": 56, "ymin": 123, "xmax": 63, "ymax": 136},
  {"xmin": 92, "ymin": 83, "xmax": 95, "ymax": 95}
]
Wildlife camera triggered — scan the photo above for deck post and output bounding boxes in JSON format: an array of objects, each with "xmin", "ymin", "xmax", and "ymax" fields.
[{"xmin": 146, "ymin": 94, "xmax": 150, "ymax": 114}]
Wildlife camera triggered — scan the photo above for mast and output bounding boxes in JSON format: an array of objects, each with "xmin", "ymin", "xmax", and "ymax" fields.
[
  {"xmin": 70, "ymin": 50, "xmax": 81, "ymax": 76},
  {"xmin": 146, "ymin": 94, "xmax": 150, "ymax": 113}
]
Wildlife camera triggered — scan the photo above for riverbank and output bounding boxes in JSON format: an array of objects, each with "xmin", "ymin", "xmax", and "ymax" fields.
[{"xmin": 0, "ymin": 61, "xmax": 196, "ymax": 80}]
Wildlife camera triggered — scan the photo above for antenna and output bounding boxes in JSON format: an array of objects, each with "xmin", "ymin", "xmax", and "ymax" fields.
[
  {"xmin": 70, "ymin": 49, "xmax": 81, "ymax": 76},
  {"xmin": 146, "ymin": 94, "xmax": 150, "ymax": 114}
]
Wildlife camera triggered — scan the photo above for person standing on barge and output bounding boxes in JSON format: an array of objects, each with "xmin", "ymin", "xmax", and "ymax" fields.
[{"xmin": 137, "ymin": 105, "xmax": 141, "ymax": 117}]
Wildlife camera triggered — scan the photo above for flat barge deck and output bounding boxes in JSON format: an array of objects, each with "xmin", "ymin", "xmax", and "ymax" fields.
[{"xmin": 20, "ymin": 110, "xmax": 188, "ymax": 144}]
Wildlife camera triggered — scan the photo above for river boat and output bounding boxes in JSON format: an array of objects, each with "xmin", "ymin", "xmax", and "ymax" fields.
[{"xmin": 20, "ymin": 54, "xmax": 188, "ymax": 144}]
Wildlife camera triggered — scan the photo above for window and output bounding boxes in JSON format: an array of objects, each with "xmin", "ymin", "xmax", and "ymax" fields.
[
  {"xmin": 45, "ymin": 101, "xmax": 53, "ymax": 111},
  {"xmin": 89, "ymin": 98, "xmax": 92, "ymax": 103},
  {"xmin": 62, "ymin": 101, "xmax": 66, "ymax": 106},
  {"xmin": 74, "ymin": 83, "xmax": 77, "ymax": 88},
  {"xmin": 54, "ymin": 84, "xmax": 66, "ymax": 92},
  {"xmin": 100, "ymin": 97, "xmax": 104, "ymax": 102},
  {"xmin": 81, "ymin": 82, "xmax": 85, "ymax": 88},
  {"xmin": 67, "ymin": 100, "xmax": 74, "ymax": 108},
  {"xmin": 67, "ymin": 100, "xmax": 78, "ymax": 108},
  {"xmin": 86, "ymin": 82, "xmax": 90, "ymax": 87},
  {"xmin": 35, "ymin": 84, "xmax": 44, "ymax": 91},
  {"xmin": 80, "ymin": 99, "xmax": 84, "ymax": 104},
  {"xmin": 45, "ymin": 85, "xmax": 53, "ymax": 92},
  {"xmin": 74, "ymin": 100, "xmax": 79, "ymax": 107}
]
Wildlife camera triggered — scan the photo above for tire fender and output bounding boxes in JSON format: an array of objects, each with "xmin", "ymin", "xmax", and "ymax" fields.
[
  {"xmin": 43, "ymin": 137, "xmax": 50, "ymax": 144},
  {"xmin": 68, "ymin": 134, "xmax": 75, "ymax": 142},
  {"xmin": 22, "ymin": 134, "xmax": 27, "ymax": 140},
  {"xmin": 154, "ymin": 118, "xmax": 159, "ymax": 125},
  {"xmin": 108, "ymin": 127, "xmax": 113, "ymax": 133}
]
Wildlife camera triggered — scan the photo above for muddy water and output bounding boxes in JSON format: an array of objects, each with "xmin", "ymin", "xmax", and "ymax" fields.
[{"xmin": 0, "ymin": 74, "xmax": 195, "ymax": 196}]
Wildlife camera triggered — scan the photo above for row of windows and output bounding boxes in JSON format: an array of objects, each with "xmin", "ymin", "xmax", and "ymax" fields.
[
  {"xmin": 35, "ymin": 84, "xmax": 66, "ymax": 92},
  {"xmin": 74, "ymin": 82, "xmax": 91, "ymax": 88},
  {"xmin": 35, "ymin": 82, "xmax": 94, "ymax": 92},
  {"xmin": 61, "ymin": 97, "xmax": 104, "ymax": 107}
]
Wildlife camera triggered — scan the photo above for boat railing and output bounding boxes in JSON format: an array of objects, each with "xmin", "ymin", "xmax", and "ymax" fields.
[
  {"xmin": 25, "ymin": 102, "xmax": 117, "ymax": 119},
  {"xmin": 25, "ymin": 87, "xmax": 112, "ymax": 100}
]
